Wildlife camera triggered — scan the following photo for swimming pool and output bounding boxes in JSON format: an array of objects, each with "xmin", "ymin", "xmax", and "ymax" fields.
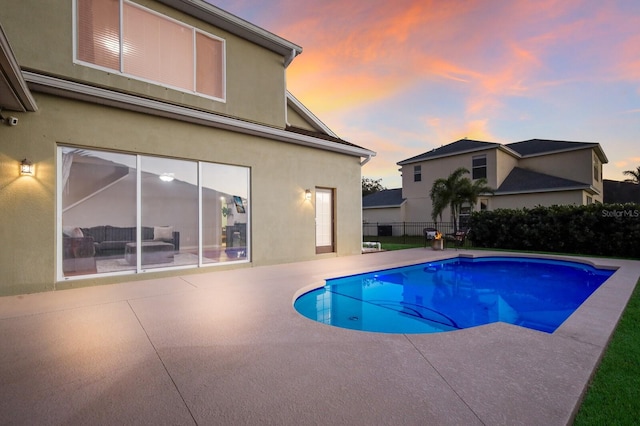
[{"xmin": 294, "ymin": 256, "xmax": 615, "ymax": 334}]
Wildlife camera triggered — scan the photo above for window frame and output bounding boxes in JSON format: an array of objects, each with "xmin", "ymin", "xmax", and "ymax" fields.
[
  {"xmin": 413, "ymin": 165, "xmax": 422, "ymax": 182},
  {"xmin": 73, "ymin": 0, "xmax": 226, "ymax": 102},
  {"xmin": 472, "ymin": 155, "xmax": 487, "ymax": 180},
  {"xmin": 56, "ymin": 146, "xmax": 249, "ymax": 281}
]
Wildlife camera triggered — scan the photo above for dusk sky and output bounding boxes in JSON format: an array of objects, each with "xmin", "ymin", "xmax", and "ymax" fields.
[{"xmin": 212, "ymin": 0, "xmax": 640, "ymax": 189}]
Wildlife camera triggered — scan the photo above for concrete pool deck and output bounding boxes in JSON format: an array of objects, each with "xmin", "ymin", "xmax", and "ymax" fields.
[{"xmin": 1, "ymin": 249, "xmax": 639, "ymax": 425}]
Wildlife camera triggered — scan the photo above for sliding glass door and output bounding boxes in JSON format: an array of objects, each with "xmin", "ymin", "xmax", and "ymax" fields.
[
  {"xmin": 140, "ymin": 156, "xmax": 198, "ymax": 270},
  {"xmin": 58, "ymin": 146, "xmax": 250, "ymax": 279},
  {"xmin": 201, "ymin": 162, "xmax": 249, "ymax": 264}
]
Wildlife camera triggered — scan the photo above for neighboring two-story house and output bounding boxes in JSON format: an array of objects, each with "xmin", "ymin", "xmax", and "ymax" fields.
[
  {"xmin": 395, "ymin": 138, "xmax": 607, "ymax": 226},
  {"xmin": 0, "ymin": 0, "xmax": 375, "ymax": 295}
]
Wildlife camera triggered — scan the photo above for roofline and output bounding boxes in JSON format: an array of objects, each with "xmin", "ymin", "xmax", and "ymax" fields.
[
  {"xmin": 493, "ymin": 185, "xmax": 599, "ymax": 196},
  {"xmin": 363, "ymin": 205, "xmax": 402, "ymax": 209},
  {"xmin": 24, "ymin": 72, "xmax": 375, "ymax": 158},
  {"xmin": 156, "ymin": 0, "xmax": 303, "ymax": 63},
  {"xmin": 0, "ymin": 23, "xmax": 37, "ymax": 112},
  {"xmin": 363, "ymin": 198, "xmax": 406, "ymax": 209},
  {"xmin": 514, "ymin": 143, "xmax": 609, "ymax": 163},
  {"xmin": 286, "ymin": 91, "xmax": 337, "ymax": 137},
  {"xmin": 398, "ymin": 139, "xmax": 609, "ymax": 166},
  {"xmin": 397, "ymin": 143, "xmax": 520, "ymax": 166}
]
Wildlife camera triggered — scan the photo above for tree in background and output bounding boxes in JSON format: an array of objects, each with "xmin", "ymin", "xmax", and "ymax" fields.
[
  {"xmin": 430, "ymin": 167, "xmax": 493, "ymax": 232},
  {"xmin": 362, "ymin": 177, "xmax": 387, "ymax": 196},
  {"xmin": 623, "ymin": 166, "xmax": 640, "ymax": 185}
]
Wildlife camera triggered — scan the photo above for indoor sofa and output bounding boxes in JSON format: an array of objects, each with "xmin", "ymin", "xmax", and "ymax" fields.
[{"xmin": 77, "ymin": 225, "xmax": 180, "ymax": 257}]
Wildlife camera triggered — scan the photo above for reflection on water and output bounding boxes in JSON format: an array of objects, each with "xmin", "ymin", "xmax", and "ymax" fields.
[{"xmin": 294, "ymin": 257, "xmax": 614, "ymax": 334}]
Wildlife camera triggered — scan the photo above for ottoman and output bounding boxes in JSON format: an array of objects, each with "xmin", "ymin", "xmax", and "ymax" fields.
[{"xmin": 125, "ymin": 241, "xmax": 175, "ymax": 265}]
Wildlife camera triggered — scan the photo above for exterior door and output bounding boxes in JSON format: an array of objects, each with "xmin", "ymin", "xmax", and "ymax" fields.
[{"xmin": 315, "ymin": 188, "xmax": 334, "ymax": 254}]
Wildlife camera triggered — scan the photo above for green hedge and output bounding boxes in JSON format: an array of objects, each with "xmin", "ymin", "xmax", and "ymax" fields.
[{"xmin": 469, "ymin": 203, "xmax": 640, "ymax": 259}]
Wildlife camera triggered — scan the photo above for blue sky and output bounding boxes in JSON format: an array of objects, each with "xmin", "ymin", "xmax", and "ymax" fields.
[{"xmin": 212, "ymin": 0, "xmax": 640, "ymax": 189}]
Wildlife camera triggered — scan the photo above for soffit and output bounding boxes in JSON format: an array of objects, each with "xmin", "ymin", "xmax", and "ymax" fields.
[
  {"xmin": 25, "ymin": 72, "xmax": 375, "ymax": 159},
  {"xmin": 0, "ymin": 23, "xmax": 37, "ymax": 112},
  {"xmin": 156, "ymin": 0, "xmax": 303, "ymax": 60}
]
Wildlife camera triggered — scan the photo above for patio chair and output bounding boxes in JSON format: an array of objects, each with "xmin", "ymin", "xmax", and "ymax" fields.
[
  {"xmin": 423, "ymin": 228, "xmax": 438, "ymax": 247},
  {"xmin": 445, "ymin": 228, "xmax": 469, "ymax": 249}
]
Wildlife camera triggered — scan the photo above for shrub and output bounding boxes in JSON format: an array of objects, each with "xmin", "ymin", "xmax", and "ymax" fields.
[{"xmin": 469, "ymin": 203, "xmax": 640, "ymax": 259}]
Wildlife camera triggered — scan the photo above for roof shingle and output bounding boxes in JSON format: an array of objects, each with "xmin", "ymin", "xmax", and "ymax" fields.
[
  {"xmin": 506, "ymin": 139, "xmax": 599, "ymax": 156},
  {"xmin": 363, "ymin": 188, "xmax": 404, "ymax": 208},
  {"xmin": 397, "ymin": 139, "xmax": 500, "ymax": 165},
  {"xmin": 495, "ymin": 167, "xmax": 590, "ymax": 194}
]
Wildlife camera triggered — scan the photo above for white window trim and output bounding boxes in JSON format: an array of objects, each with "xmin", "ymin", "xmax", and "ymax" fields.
[{"xmin": 72, "ymin": 0, "xmax": 226, "ymax": 102}]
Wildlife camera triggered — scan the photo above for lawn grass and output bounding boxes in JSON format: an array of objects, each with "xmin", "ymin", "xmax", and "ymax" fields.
[
  {"xmin": 573, "ymin": 278, "xmax": 640, "ymax": 425},
  {"xmin": 380, "ymin": 242, "xmax": 424, "ymax": 251},
  {"xmin": 380, "ymin": 241, "xmax": 463, "ymax": 251}
]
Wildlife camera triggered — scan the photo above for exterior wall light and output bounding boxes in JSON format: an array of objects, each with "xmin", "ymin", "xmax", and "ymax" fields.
[
  {"xmin": 20, "ymin": 158, "xmax": 34, "ymax": 176},
  {"xmin": 305, "ymin": 189, "xmax": 312, "ymax": 200}
]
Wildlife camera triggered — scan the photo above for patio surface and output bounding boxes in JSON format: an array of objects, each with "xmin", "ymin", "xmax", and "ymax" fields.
[{"xmin": 1, "ymin": 248, "xmax": 639, "ymax": 425}]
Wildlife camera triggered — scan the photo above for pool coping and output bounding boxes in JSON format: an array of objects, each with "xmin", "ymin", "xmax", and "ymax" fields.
[
  {"xmin": 1, "ymin": 248, "xmax": 638, "ymax": 425},
  {"xmin": 292, "ymin": 252, "xmax": 621, "ymax": 335},
  {"xmin": 291, "ymin": 250, "xmax": 638, "ymax": 424}
]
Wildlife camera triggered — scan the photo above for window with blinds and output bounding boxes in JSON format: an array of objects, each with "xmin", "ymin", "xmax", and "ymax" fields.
[{"xmin": 76, "ymin": 0, "xmax": 225, "ymax": 101}]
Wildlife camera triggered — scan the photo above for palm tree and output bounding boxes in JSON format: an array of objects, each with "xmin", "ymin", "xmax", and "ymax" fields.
[
  {"xmin": 623, "ymin": 166, "xmax": 640, "ymax": 184},
  {"xmin": 430, "ymin": 167, "xmax": 466, "ymax": 228},
  {"xmin": 459, "ymin": 177, "xmax": 494, "ymax": 208},
  {"xmin": 430, "ymin": 167, "xmax": 494, "ymax": 232}
]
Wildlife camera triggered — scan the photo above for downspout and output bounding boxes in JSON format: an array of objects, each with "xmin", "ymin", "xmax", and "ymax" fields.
[
  {"xmin": 359, "ymin": 154, "xmax": 373, "ymax": 251},
  {"xmin": 283, "ymin": 49, "xmax": 297, "ymax": 126}
]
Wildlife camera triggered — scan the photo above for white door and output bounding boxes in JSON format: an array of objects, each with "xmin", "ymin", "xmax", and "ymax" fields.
[{"xmin": 315, "ymin": 188, "xmax": 334, "ymax": 254}]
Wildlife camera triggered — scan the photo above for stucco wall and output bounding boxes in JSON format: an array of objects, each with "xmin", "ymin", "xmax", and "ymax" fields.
[
  {"xmin": 491, "ymin": 191, "xmax": 585, "ymax": 210},
  {"xmin": 0, "ymin": 0, "xmax": 288, "ymax": 128},
  {"xmin": 401, "ymin": 149, "xmax": 497, "ymax": 222},
  {"xmin": 518, "ymin": 150, "xmax": 593, "ymax": 185},
  {"xmin": 0, "ymin": 94, "xmax": 364, "ymax": 295},
  {"xmin": 286, "ymin": 105, "xmax": 316, "ymax": 131},
  {"xmin": 495, "ymin": 149, "xmax": 519, "ymax": 187},
  {"xmin": 362, "ymin": 207, "xmax": 402, "ymax": 224}
]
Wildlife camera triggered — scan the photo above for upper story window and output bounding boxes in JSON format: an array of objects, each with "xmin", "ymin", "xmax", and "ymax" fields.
[
  {"xmin": 75, "ymin": 0, "xmax": 225, "ymax": 101},
  {"xmin": 472, "ymin": 155, "xmax": 487, "ymax": 179},
  {"xmin": 414, "ymin": 165, "xmax": 422, "ymax": 182},
  {"xmin": 593, "ymin": 155, "xmax": 600, "ymax": 182}
]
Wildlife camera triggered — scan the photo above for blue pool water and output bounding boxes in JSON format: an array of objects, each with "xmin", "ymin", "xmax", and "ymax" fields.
[{"xmin": 294, "ymin": 256, "xmax": 615, "ymax": 334}]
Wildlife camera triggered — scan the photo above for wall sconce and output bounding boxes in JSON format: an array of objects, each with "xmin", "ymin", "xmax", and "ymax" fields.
[
  {"xmin": 305, "ymin": 189, "xmax": 312, "ymax": 201},
  {"xmin": 20, "ymin": 158, "xmax": 34, "ymax": 176}
]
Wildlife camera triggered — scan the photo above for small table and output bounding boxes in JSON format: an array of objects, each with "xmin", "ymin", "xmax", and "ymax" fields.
[{"xmin": 125, "ymin": 241, "xmax": 174, "ymax": 265}]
